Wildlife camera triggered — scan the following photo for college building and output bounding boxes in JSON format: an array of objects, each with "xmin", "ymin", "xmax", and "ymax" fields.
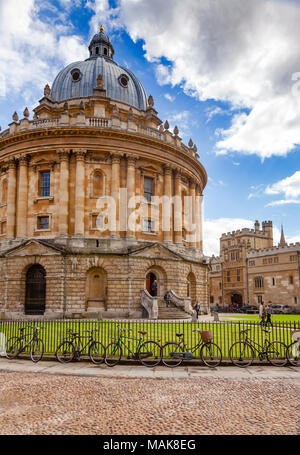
[
  {"xmin": 0, "ymin": 27, "xmax": 209, "ymax": 320},
  {"xmin": 209, "ymin": 220, "xmax": 300, "ymax": 308}
]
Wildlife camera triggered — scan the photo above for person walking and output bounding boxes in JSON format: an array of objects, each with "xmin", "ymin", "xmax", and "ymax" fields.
[
  {"xmin": 194, "ymin": 302, "xmax": 201, "ymax": 320},
  {"xmin": 260, "ymin": 301, "xmax": 266, "ymax": 327},
  {"xmin": 164, "ymin": 291, "xmax": 170, "ymax": 308},
  {"xmin": 265, "ymin": 301, "xmax": 273, "ymax": 327}
]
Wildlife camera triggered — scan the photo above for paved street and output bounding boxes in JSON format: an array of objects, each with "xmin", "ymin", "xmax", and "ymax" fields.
[{"xmin": 0, "ymin": 359, "xmax": 299, "ymax": 435}]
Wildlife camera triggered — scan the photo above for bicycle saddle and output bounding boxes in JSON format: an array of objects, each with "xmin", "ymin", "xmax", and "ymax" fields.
[
  {"xmin": 138, "ymin": 331, "xmax": 147, "ymax": 336},
  {"xmin": 176, "ymin": 333, "xmax": 183, "ymax": 337},
  {"xmin": 193, "ymin": 329, "xmax": 201, "ymax": 333}
]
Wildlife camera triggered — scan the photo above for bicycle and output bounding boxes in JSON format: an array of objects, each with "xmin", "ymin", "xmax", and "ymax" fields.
[
  {"xmin": 105, "ymin": 326, "xmax": 161, "ymax": 367},
  {"xmin": 287, "ymin": 330, "xmax": 300, "ymax": 366},
  {"xmin": 6, "ymin": 325, "xmax": 44, "ymax": 363},
  {"xmin": 229, "ymin": 328, "xmax": 287, "ymax": 367},
  {"xmin": 55, "ymin": 329, "xmax": 105, "ymax": 365},
  {"xmin": 161, "ymin": 329, "xmax": 222, "ymax": 368}
]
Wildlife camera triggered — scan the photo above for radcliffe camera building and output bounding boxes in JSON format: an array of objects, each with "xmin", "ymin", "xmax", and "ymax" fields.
[
  {"xmin": 209, "ymin": 220, "xmax": 300, "ymax": 308},
  {"xmin": 0, "ymin": 28, "xmax": 208, "ymax": 320}
]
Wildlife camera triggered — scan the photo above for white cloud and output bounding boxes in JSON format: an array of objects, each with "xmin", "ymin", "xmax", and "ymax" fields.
[
  {"xmin": 265, "ymin": 199, "xmax": 300, "ymax": 207},
  {"xmin": 203, "ymin": 218, "xmax": 253, "ymax": 256},
  {"xmin": 164, "ymin": 93, "xmax": 175, "ymax": 102},
  {"xmin": 203, "ymin": 217, "xmax": 283, "ymax": 256},
  {"xmin": 0, "ymin": 0, "xmax": 87, "ymax": 122},
  {"xmin": 265, "ymin": 171, "xmax": 300, "ymax": 198},
  {"xmin": 90, "ymin": 0, "xmax": 300, "ymax": 159}
]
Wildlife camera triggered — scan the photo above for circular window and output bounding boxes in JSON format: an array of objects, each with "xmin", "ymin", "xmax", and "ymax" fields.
[
  {"xmin": 71, "ymin": 68, "xmax": 82, "ymax": 82},
  {"xmin": 119, "ymin": 74, "xmax": 129, "ymax": 88}
]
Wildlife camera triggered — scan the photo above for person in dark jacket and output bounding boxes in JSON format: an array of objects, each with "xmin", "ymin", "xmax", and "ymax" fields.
[
  {"xmin": 164, "ymin": 291, "xmax": 171, "ymax": 307},
  {"xmin": 151, "ymin": 279, "xmax": 157, "ymax": 297},
  {"xmin": 194, "ymin": 302, "xmax": 201, "ymax": 319}
]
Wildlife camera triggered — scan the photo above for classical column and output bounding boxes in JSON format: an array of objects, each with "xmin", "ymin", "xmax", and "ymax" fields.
[
  {"xmin": 126, "ymin": 155, "xmax": 137, "ymax": 238},
  {"xmin": 188, "ymin": 179, "xmax": 196, "ymax": 248},
  {"xmin": 16, "ymin": 154, "xmax": 29, "ymax": 238},
  {"xmin": 163, "ymin": 165, "xmax": 172, "ymax": 243},
  {"xmin": 174, "ymin": 168, "xmax": 182, "ymax": 244},
  {"xmin": 111, "ymin": 152, "xmax": 121, "ymax": 237},
  {"xmin": 6, "ymin": 158, "xmax": 17, "ymax": 239},
  {"xmin": 74, "ymin": 149, "xmax": 86, "ymax": 236},
  {"xmin": 58, "ymin": 150, "xmax": 70, "ymax": 235},
  {"xmin": 196, "ymin": 185, "xmax": 203, "ymax": 251}
]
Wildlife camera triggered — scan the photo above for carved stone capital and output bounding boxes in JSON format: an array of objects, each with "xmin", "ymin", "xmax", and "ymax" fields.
[
  {"xmin": 5, "ymin": 157, "xmax": 17, "ymax": 170},
  {"xmin": 74, "ymin": 149, "xmax": 87, "ymax": 161},
  {"xmin": 110, "ymin": 152, "xmax": 122, "ymax": 164},
  {"xmin": 18, "ymin": 154, "xmax": 30, "ymax": 166},
  {"xmin": 174, "ymin": 167, "xmax": 182, "ymax": 179},
  {"xmin": 57, "ymin": 149, "xmax": 70, "ymax": 162},
  {"xmin": 163, "ymin": 164, "xmax": 172, "ymax": 176},
  {"xmin": 189, "ymin": 179, "xmax": 196, "ymax": 190},
  {"xmin": 126, "ymin": 154, "xmax": 138, "ymax": 167}
]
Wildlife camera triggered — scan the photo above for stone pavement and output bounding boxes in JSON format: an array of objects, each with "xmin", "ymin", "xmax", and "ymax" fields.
[{"xmin": 0, "ymin": 357, "xmax": 299, "ymax": 380}]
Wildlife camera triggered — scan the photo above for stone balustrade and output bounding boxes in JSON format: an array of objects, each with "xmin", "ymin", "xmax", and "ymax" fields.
[{"xmin": 1, "ymin": 116, "xmax": 199, "ymax": 160}]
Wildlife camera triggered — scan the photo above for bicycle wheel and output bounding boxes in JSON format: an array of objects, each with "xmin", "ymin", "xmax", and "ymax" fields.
[
  {"xmin": 105, "ymin": 343, "xmax": 122, "ymax": 367},
  {"xmin": 30, "ymin": 338, "xmax": 44, "ymax": 363},
  {"xmin": 6, "ymin": 337, "xmax": 21, "ymax": 359},
  {"xmin": 161, "ymin": 342, "xmax": 183, "ymax": 368},
  {"xmin": 89, "ymin": 341, "xmax": 106, "ymax": 365},
  {"xmin": 267, "ymin": 341, "xmax": 288, "ymax": 366},
  {"xmin": 138, "ymin": 341, "xmax": 161, "ymax": 367},
  {"xmin": 201, "ymin": 342, "xmax": 222, "ymax": 368},
  {"xmin": 229, "ymin": 341, "xmax": 254, "ymax": 367},
  {"xmin": 287, "ymin": 342, "xmax": 300, "ymax": 366},
  {"xmin": 55, "ymin": 341, "xmax": 75, "ymax": 363}
]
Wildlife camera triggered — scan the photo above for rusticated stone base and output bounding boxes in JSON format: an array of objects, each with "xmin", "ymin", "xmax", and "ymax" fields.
[{"xmin": 0, "ymin": 238, "xmax": 209, "ymax": 319}]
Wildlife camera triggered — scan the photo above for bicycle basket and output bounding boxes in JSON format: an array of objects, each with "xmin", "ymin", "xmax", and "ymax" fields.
[
  {"xmin": 291, "ymin": 330, "xmax": 300, "ymax": 341},
  {"xmin": 200, "ymin": 330, "xmax": 213, "ymax": 342}
]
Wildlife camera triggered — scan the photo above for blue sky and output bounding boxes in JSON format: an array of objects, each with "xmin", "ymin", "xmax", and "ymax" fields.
[{"xmin": 1, "ymin": 0, "xmax": 300, "ymax": 255}]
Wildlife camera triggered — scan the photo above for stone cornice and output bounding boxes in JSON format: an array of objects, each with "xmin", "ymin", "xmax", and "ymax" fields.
[{"xmin": 0, "ymin": 127, "xmax": 207, "ymax": 189}]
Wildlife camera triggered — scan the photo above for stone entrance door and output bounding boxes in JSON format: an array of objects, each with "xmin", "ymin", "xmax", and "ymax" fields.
[
  {"xmin": 25, "ymin": 264, "xmax": 46, "ymax": 315},
  {"xmin": 231, "ymin": 293, "xmax": 243, "ymax": 307},
  {"xmin": 146, "ymin": 272, "xmax": 157, "ymax": 296}
]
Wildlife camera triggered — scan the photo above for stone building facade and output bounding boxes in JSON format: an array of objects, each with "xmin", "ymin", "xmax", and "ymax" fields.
[
  {"xmin": 209, "ymin": 221, "xmax": 300, "ymax": 309},
  {"xmin": 0, "ymin": 28, "xmax": 208, "ymax": 319}
]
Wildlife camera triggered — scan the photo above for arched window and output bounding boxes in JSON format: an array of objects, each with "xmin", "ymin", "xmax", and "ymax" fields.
[
  {"xmin": 95, "ymin": 47, "xmax": 99, "ymax": 55},
  {"xmin": 92, "ymin": 170, "xmax": 104, "ymax": 197},
  {"xmin": 103, "ymin": 47, "xmax": 108, "ymax": 56},
  {"xmin": 2, "ymin": 179, "xmax": 7, "ymax": 204}
]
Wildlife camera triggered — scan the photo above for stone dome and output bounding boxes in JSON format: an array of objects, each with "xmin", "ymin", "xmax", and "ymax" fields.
[{"xmin": 50, "ymin": 27, "xmax": 148, "ymax": 111}]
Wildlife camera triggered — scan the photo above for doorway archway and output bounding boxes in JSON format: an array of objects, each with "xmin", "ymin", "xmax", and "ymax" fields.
[
  {"xmin": 25, "ymin": 264, "xmax": 46, "ymax": 315},
  {"xmin": 146, "ymin": 272, "xmax": 157, "ymax": 296}
]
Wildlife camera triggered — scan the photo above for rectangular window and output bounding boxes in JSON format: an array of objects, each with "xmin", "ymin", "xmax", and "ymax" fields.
[
  {"xmin": 237, "ymin": 269, "xmax": 241, "ymax": 282},
  {"xmin": 255, "ymin": 277, "xmax": 264, "ymax": 288},
  {"xmin": 268, "ymin": 258, "xmax": 273, "ymax": 264},
  {"xmin": 0, "ymin": 221, "xmax": 6, "ymax": 235},
  {"xmin": 231, "ymin": 252, "xmax": 235, "ymax": 261},
  {"xmin": 39, "ymin": 171, "xmax": 50, "ymax": 197},
  {"xmin": 226, "ymin": 271, "xmax": 231, "ymax": 283},
  {"xmin": 144, "ymin": 177, "xmax": 154, "ymax": 203},
  {"xmin": 143, "ymin": 219, "xmax": 154, "ymax": 233},
  {"xmin": 272, "ymin": 277, "xmax": 275, "ymax": 286},
  {"xmin": 37, "ymin": 216, "xmax": 49, "ymax": 230},
  {"xmin": 249, "ymin": 260, "xmax": 255, "ymax": 267},
  {"xmin": 294, "ymin": 297, "xmax": 298, "ymax": 305},
  {"xmin": 219, "ymin": 282, "xmax": 222, "ymax": 289},
  {"xmin": 274, "ymin": 257, "xmax": 278, "ymax": 263},
  {"xmin": 289, "ymin": 276, "xmax": 294, "ymax": 285},
  {"xmin": 290, "ymin": 255, "xmax": 297, "ymax": 262},
  {"xmin": 258, "ymin": 295, "xmax": 263, "ymax": 304},
  {"xmin": 263, "ymin": 258, "xmax": 268, "ymax": 265}
]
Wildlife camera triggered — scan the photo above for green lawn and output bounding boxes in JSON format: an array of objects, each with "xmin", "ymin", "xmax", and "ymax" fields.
[
  {"xmin": 1, "ymin": 318, "xmax": 298, "ymax": 360},
  {"xmin": 220, "ymin": 314, "xmax": 300, "ymax": 323}
]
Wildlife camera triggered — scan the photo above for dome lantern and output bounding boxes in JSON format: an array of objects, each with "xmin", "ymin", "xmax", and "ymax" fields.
[{"xmin": 88, "ymin": 25, "xmax": 114, "ymax": 59}]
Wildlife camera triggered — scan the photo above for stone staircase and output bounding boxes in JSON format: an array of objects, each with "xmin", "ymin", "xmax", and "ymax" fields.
[{"xmin": 157, "ymin": 301, "xmax": 191, "ymax": 320}]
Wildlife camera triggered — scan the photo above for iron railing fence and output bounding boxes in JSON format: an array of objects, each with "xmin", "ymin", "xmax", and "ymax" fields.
[{"xmin": 0, "ymin": 319, "xmax": 299, "ymax": 360}]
